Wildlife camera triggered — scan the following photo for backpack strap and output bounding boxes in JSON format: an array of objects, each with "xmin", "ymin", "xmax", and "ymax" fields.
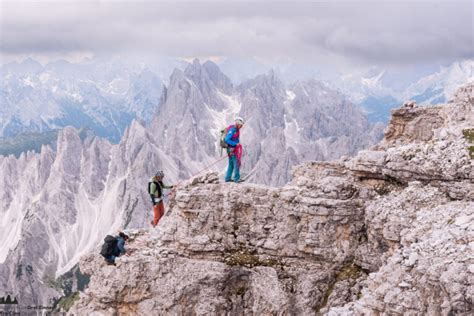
[
  {"xmin": 148, "ymin": 181, "xmax": 162, "ymax": 196},
  {"xmin": 156, "ymin": 181, "xmax": 163, "ymax": 198},
  {"xmin": 227, "ymin": 125, "xmax": 239, "ymax": 140}
]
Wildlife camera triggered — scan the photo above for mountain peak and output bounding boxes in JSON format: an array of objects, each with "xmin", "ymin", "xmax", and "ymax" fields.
[
  {"xmin": 182, "ymin": 58, "xmax": 233, "ymax": 94},
  {"xmin": 168, "ymin": 68, "xmax": 185, "ymax": 85},
  {"xmin": 243, "ymin": 68, "xmax": 284, "ymax": 90},
  {"xmin": 21, "ymin": 57, "xmax": 42, "ymax": 67},
  {"xmin": 3, "ymin": 57, "xmax": 43, "ymax": 74},
  {"xmin": 183, "ymin": 58, "xmax": 202, "ymax": 75}
]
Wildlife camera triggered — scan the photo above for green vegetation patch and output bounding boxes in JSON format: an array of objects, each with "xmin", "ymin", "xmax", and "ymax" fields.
[
  {"xmin": 317, "ymin": 263, "xmax": 367, "ymax": 314},
  {"xmin": 335, "ymin": 263, "xmax": 366, "ymax": 282},
  {"xmin": 50, "ymin": 264, "xmax": 91, "ymax": 312},
  {"xmin": 462, "ymin": 129, "xmax": 474, "ymax": 159},
  {"xmin": 56, "ymin": 292, "xmax": 80, "ymax": 312},
  {"xmin": 0, "ymin": 127, "xmax": 94, "ymax": 158},
  {"xmin": 468, "ymin": 146, "xmax": 474, "ymax": 159},
  {"xmin": 0, "ymin": 130, "xmax": 59, "ymax": 157},
  {"xmin": 462, "ymin": 128, "xmax": 474, "ymax": 143},
  {"xmin": 235, "ymin": 286, "xmax": 247, "ymax": 296}
]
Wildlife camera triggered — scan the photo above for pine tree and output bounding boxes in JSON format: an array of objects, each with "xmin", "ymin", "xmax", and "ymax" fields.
[
  {"xmin": 5, "ymin": 295, "xmax": 11, "ymax": 304},
  {"xmin": 12, "ymin": 296, "xmax": 18, "ymax": 304},
  {"xmin": 0, "ymin": 296, "xmax": 5, "ymax": 304}
]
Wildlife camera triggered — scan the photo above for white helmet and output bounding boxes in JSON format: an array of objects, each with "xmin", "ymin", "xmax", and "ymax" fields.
[
  {"xmin": 235, "ymin": 116, "xmax": 245, "ymax": 125},
  {"xmin": 155, "ymin": 170, "xmax": 164, "ymax": 178}
]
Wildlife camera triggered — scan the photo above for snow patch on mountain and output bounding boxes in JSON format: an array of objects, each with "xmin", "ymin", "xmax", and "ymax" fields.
[
  {"xmin": 0, "ymin": 201, "xmax": 24, "ymax": 263},
  {"xmin": 286, "ymin": 90, "xmax": 296, "ymax": 101},
  {"xmin": 55, "ymin": 175, "xmax": 127, "ymax": 277},
  {"xmin": 404, "ymin": 60, "xmax": 473, "ymax": 104},
  {"xmin": 206, "ymin": 105, "xmax": 226, "ymax": 139},
  {"xmin": 283, "ymin": 114, "xmax": 301, "ymax": 149},
  {"xmin": 219, "ymin": 91, "xmax": 242, "ymax": 115},
  {"xmin": 21, "ymin": 76, "xmax": 36, "ymax": 88},
  {"xmin": 107, "ymin": 78, "xmax": 130, "ymax": 95},
  {"xmin": 207, "ymin": 91, "xmax": 243, "ymax": 138},
  {"xmin": 361, "ymin": 70, "xmax": 385, "ymax": 89}
]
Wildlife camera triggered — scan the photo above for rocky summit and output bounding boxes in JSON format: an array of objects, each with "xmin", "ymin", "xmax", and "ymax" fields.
[{"xmin": 70, "ymin": 84, "xmax": 473, "ymax": 315}]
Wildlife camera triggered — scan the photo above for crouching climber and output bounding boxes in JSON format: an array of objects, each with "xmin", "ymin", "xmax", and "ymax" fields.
[
  {"xmin": 100, "ymin": 232, "xmax": 129, "ymax": 266},
  {"xmin": 148, "ymin": 170, "xmax": 174, "ymax": 227}
]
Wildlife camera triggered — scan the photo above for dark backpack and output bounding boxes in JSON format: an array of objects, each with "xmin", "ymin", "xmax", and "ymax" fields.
[
  {"xmin": 219, "ymin": 125, "xmax": 236, "ymax": 155},
  {"xmin": 148, "ymin": 181, "xmax": 162, "ymax": 198},
  {"xmin": 100, "ymin": 235, "xmax": 118, "ymax": 258},
  {"xmin": 219, "ymin": 125, "xmax": 235, "ymax": 149}
]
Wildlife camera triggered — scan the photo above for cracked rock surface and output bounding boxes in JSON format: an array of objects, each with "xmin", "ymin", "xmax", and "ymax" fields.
[{"xmin": 71, "ymin": 84, "xmax": 473, "ymax": 315}]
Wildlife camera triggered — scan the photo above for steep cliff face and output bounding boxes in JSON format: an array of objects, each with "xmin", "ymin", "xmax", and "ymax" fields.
[
  {"xmin": 70, "ymin": 84, "xmax": 473, "ymax": 315},
  {"xmin": 0, "ymin": 122, "xmax": 182, "ymax": 307}
]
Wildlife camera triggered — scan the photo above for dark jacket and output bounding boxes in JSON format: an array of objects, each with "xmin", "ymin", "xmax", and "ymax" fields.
[{"xmin": 113, "ymin": 236, "xmax": 126, "ymax": 257}]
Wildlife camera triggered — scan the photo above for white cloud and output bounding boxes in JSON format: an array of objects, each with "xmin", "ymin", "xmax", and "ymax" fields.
[{"xmin": 0, "ymin": 1, "xmax": 472, "ymax": 70}]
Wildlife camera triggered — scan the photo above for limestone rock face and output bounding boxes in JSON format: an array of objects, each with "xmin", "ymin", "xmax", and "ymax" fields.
[
  {"xmin": 71, "ymin": 166, "xmax": 367, "ymax": 315},
  {"xmin": 71, "ymin": 85, "xmax": 473, "ymax": 315}
]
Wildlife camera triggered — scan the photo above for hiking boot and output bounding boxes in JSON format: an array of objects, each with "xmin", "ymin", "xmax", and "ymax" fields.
[
  {"xmin": 150, "ymin": 220, "xmax": 156, "ymax": 227},
  {"xmin": 105, "ymin": 260, "xmax": 116, "ymax": 266}
]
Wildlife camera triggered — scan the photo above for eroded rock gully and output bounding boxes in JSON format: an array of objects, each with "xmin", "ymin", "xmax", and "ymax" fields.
[{"xmin": 70, "ymin": 84, "xmax": 473, "ymax": 315}]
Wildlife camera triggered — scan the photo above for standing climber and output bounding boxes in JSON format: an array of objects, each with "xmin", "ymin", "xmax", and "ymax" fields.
[
  {"xmin": 225, "ymin": 117, "xmax": 245, "ymax": 183},
  {"xmin": 100, "ymin": 232, "xmax": 129, "ymax": 266},
  {"xmin": 148, "ymin": 171, "xmax": 174, "ymax": 227}
]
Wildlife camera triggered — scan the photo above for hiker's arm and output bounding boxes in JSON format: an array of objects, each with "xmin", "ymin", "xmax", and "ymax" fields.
[
  {"xmin": 162, "ymin": 183, "xmax": 174, "ymax": 189},
  {"xmin": 225, "ymin": 128, "xmax": 239, "ymax": 147}
]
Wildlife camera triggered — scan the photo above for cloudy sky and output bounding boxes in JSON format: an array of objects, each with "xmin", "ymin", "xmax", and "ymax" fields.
[{"xmin": 1, "ymin": 0, "xmax": 472, "ymax": 74}]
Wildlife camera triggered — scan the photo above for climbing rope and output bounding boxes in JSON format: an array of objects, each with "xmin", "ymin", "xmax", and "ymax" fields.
[
  {"xmin": 165, "ymin": 154, "xmax": 229, "ymax": 198},
  {"xmin": 163, "ymin": 116, "xmax": 254, "ymax": 198}
]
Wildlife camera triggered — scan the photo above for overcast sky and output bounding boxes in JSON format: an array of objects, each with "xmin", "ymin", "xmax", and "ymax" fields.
[{"xmin": 0, "ymin": 0, "xmax": 472, "ymax": 73}]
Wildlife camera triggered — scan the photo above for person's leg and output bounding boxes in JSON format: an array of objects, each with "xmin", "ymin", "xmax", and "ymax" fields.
[
  {"xmin": 105, "ymin": 255, "xmax": 116, "ymax": 265},
  {"xmin": 233, "ymin": 156, "xmax": 240, "ymax": 182},
  {"xmin": 225, "ymin": 156, "xmax": 235, "ymax": 182},
  {"xmin": 156, "ymin": 201, "xmax": 165, "ymax": 225},
  {"xmin": 152, "ymin": 204, "xmax": 160, "ymax": 227}
]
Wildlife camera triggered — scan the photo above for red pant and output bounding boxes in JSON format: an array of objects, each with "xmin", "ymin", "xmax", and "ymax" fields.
[{"xmin": 152, "ymin": 201, "xmax": 165, "ymax": 227}]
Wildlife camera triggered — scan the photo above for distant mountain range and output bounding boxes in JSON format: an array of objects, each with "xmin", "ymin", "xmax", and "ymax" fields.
[
  {"xmin": 0, "ymin": 57, "xmax": 472, "ymax": 148},
  {"xmin": 0, "ymin": 57, "xmax": 176, "ymax": 142},
  {"xmin": 0, "ymin": 128, "xmax": 95, "ymax": 158},
  {"xmin": 334, "ymin": 60, "xmax": 473, "ymax": 123}
]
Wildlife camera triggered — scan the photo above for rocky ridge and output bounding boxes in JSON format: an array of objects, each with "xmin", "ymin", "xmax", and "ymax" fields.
[
  {"xmin": 70, "ymin": 84, "xmax": 473, "ymax": 315},
  {"xmin": 0, "ymin": 60, "xmax": 382, "ymax": 308}
]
